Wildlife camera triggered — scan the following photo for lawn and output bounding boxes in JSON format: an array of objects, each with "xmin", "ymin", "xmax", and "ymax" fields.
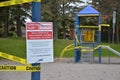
[
  {"xmin": 0, "ymin": 37, "xmax": 120, "ymax": 59},
  {"xmin": 0, "ymin": 37, "xmax": 26, "ymax": 58},
  {"xmin": 100, "ymin": 43, "xmax": 120, "ymax": 57}
]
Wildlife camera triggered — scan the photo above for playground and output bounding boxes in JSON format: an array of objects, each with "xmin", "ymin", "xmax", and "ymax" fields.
[
  {"xmin": 0, "ymin": 1, "xmax": 120, "ymax": 80},
  {"xmin": 59, "ymin": 6, "xmax": 120, "ymax": 64}
]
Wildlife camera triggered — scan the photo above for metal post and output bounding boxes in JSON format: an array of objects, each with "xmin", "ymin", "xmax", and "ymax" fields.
[
  {"xmin": 32, "ymin": 2, "xmax": 41, "ymax": 22},
  {"xmin": 112, "ymin": 23, "xmax": 115, "ymax": 43},
  {"xmin": 74, "ymin": 13, "xmax": 81, "ymax": 63},
  {"xmin": 108, "ymin": 49, "xmax": 110, "ymax": 64},
  {"xmin": 108, "ymin": 27, "xmax": 110, "ymax": 64},
  {"xmin": 112, "ymin": 11, "xmax": 116, "ymax": 44},
  {"xmin": 98, "ymin": 14, "xmax": 101, "ymax": 63},
  {"xmin": 31, "ymin": 1, "xmax": 41, "ymax": 80}
]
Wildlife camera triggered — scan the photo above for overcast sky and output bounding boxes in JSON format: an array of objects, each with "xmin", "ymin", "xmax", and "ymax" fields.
[{"xmin": 69, "ymin": 0, "xmax": 92, "ymax": 7}]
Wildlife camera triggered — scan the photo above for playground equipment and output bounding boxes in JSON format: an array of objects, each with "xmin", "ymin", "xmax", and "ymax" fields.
[
  {"xmin": 59, "ymin": 6, "xmax": 120, "ymax": 63},
  {"xmin": 74, "ymin": 5, "xmax": 101, "ymax": 63},
  {"xmin": 101, "ymin": 46, "xmax": 120, "ymax": 56}
]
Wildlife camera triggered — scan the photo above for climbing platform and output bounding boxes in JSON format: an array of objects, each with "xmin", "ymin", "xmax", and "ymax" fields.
[{"xmin": 81, "ymin": 48, "xmax": 93, "ymax": 63}]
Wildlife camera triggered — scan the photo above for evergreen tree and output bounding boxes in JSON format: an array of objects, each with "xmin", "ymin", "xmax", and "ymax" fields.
[{"xmin": 0, "ymin": 2, "xmax": 31, "ymax": 37}]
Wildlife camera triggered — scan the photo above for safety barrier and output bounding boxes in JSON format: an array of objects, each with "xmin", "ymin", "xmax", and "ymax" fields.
[
  {"xmin": 0, "ymin": 52, "xmax": 40, "ymax": 72},
  {"xmin": 0, "ymin": 0, "xmax": 41, "ymax": 7},
  {"xmin": 0, "ymin": 52, "xmax": 26, "ymax": 64},
  {"xmin": 0, "ymin": 65, "xmax": 40, "ymax": 72},
  {"xmin": 59, "ymin": 44, "xmax": 101, "ymax": 61}
]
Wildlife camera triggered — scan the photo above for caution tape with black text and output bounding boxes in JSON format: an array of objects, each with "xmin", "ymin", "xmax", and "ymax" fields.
[
  {"xmin": 0, "ymin": 65, "xmax": 40, "ymax": 72},
  {"xmin": 0, "ymin": 52, "xmax": 41, "ymax": 72}
]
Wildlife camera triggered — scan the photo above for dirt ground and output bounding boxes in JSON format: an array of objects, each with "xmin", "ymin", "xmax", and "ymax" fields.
[{"xmin": 0, "ymin": 58, "xmax": 120, "ymax": 80}]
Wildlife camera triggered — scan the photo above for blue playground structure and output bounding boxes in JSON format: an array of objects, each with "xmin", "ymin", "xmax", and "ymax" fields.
[
  {"xmin": 60, "ymin": 5, "xmax": 120, "ymax": 64},
  {"xmin": 74, "ymin": 5, "xmax": 101, "ymax": 63}
]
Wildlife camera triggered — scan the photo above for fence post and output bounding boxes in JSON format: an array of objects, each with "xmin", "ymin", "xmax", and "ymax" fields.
[{"xmin": 31, "ymin": 1, "xmax": 41, "ymax": 80}]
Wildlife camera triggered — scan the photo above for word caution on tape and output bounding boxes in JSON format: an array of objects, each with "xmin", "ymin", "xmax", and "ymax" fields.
[
  {"xmin": 0, "ymin": 65, "xmax": 40, "ymax": 72},
  {"xmin": 0, "ymin": 52, "xmax": 41, "ymax": 72}
]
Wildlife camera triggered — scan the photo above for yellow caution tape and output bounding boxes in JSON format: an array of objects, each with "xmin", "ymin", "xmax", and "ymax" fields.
[
  {"xmin": 74, "ymin": 32, "xmax": 80, "ymax": 45},
  {"xmin": 59, "ymin": 44, "xmax": 102, "ymax": 61},
  {"xmin": 59, "ymin": 44, "xmax": 74, "ymax": 61},
  {"xmin": 65, "ymin": 47, "xmax": 74, "ymax": 51},
  {"xmin": 99, "ymin": 25, "xmax": 101, "ymax": 31},
  {"xmin": 0, "ymin": 65, "xmax": 40, "ymax": 72},
  {"xmin": 80, "ymin": 26, "xmax": 99, "ymax": 28},
  {"xmin": 0, "ymin": 52, "xmax": 27, "ymax": 65},
  {"xmin": 94, "ymin": 45, "xmax": 101, "ymax": 51},
  {"xmin": 101, "ymin": 24, "xmax": 110, "ymax": 27},
  {"xmin": 33, "ymin": 0, "xmax": 41, "ymax": 2},
  {"xmin": 0, "ymin": 0, "xmax": 41, "ymax": 7},
  {"xmin": 75, "ymin": 46, "xmax": 82, "ymax": 49},
  {"xmin": 81, "ymin": 49, "xmax": 94, "ymax": 52}
]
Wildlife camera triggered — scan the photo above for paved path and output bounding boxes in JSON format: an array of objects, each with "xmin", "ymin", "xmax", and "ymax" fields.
[
  {"xmin": 0, "ymin": 58, "xmax": 120, "ymax": 80},
  {"xmin": 41, "ymin": 63, "xmax": 120, "ymax": 80}
]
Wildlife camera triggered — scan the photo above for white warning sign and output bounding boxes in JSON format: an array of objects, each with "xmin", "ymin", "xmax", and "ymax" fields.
[{"xmin": 26, "ymin": 22, "xmax": 54, "ymax": 64}]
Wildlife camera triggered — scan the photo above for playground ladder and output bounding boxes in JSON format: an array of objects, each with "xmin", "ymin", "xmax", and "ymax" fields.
[{"xmin": 80, "ymin": 47, "xmax": 94, "ymax": 63}]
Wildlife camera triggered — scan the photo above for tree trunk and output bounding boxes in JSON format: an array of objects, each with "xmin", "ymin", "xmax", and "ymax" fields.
[
  {"xmin": 116, "ymin": 23, "xmax": 119, "ymax": 43},
  {"xmin": 63, "ymin": 21, "xmax": 66, "ymax": 39},
  {"xmin": 3, "ymin": 20, "xmax": 8, "ymax": 37},
  {"xmin": 2, "ymin": 8, "xmax": 9, "ymax": 37},
  {"xmin": 16, "ymin": 17, "xmax": 22, "ymax": 37},
  {"xmin": 62, "ymin": 0, "xmax": 66, "ymax": 39},
  {"xmin": 16, "ymin": 6, "xmax": 22, "ymax": 37},
  {"xmin": 52, "ymin": 0, "xmax": 58, "ymax": 40},
  {"xmin": 53, "ymin": 19, "xmax": 58, "ymax": 40}
]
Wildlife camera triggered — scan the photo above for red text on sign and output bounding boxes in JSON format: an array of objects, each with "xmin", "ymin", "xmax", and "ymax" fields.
[{"xmin": 27, "ymin": 31, "xmax": 52, "ymax": 40}]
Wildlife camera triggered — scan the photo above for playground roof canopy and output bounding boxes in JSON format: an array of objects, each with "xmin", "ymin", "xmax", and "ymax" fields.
[{"xmin": 78, "ymin": 5, "xmax": 100, "ymax": 16}]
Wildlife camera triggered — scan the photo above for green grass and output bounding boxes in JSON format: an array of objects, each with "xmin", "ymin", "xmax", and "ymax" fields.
[
  {"xmin": 54, "ymin": 39, "xmax": 74, "ymax": 57},
  {"xmin": 0, "ymin": 37, "xmax": 26, "ymax": 58},
  {"xmin": 100, "ymin": 43, "xmax": 120, "ymax": 57},
  {"xmin": 0, "ymin": 37, "xmax": 74, "ymax": 59},
  {"xmin": 0, "ymin": 37, "xmax": 120, "ymax": 59}
]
